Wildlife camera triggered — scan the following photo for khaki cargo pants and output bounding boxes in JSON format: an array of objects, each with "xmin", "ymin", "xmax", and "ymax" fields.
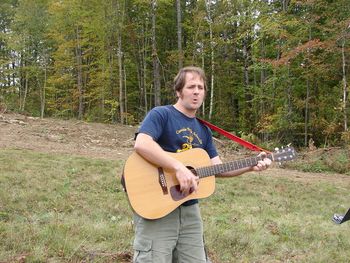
[{"xmin": 132, "ymin": 203, "xmax": 207, "ymax": 263}]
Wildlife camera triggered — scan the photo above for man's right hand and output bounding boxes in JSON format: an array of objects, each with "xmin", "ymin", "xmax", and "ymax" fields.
[{"xmin": 174, "ymin": 164, "xmax": 199, "ymax": 196}]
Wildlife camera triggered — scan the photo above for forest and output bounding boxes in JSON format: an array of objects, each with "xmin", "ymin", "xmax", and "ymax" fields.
[{"xmin": 0, "ymin": 0, "xmax": 349, "ymax": 148}]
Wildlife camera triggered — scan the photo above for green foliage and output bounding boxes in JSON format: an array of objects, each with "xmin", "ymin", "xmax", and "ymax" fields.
[
  {"xmin": 296, "ymin": 159, "xmax": 331, "ymax": 173},
  {"xmin": 323, "ymin": 150, "xmax": 350, "ymax": 174},
  {"xmin": 0, "ymin": 0, "xmax": 349, "ymax": 146},
  {"xmin": 341, "ymin": 131, "xmax": 350, "ymax": 145},
  {"xmin": 286, "ymin": 148, "xmax": 350, "ymax": 175}
]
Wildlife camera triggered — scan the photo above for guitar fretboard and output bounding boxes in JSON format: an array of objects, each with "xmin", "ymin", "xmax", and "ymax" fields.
[{"xmin": 195, "ymin": 154, "xmax": 271, "ymax": 178}]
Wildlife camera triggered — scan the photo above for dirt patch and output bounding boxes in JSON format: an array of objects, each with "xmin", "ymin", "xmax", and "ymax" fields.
[
  {"xmin": 1, "ymin": 112, "xmax": 349, "ymax": 184},
  {"xmin": 0, "ymin": 112, "xmax": 137, "ymax": 160}
]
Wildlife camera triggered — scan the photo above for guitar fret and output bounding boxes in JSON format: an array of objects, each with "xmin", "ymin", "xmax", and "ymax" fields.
[
  {"xmin": 194, "ymin": 147, "xmax": 295, "ymax": 178},
  {"xmin": 215, "ymin": 165, "xmax": 219, "ymax": 174},
  {"xmin": 197, "ymin": 168, "xmax": 202, "ymax": 178},
  {"xmin": 205, "ymin": 167, "xmax": 209, "ymax": 177},
  {"xmin": 247, "ymin": 158, "xmax": 251, "ymax": 166},
  {"xmin": 199, "ymin": 168, "xmax": 203, "ymax": 178},
  {"xmin": 223, "ymin": 163, "xmax": 229, "ymax": 173}
]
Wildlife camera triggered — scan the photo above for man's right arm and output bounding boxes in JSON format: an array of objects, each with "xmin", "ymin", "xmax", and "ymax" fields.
[{"xmin": 134, "ymin": 133, "xmax": 198, "ymax": 194}]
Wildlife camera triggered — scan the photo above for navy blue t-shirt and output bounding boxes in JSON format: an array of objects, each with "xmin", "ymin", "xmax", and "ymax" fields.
[{"xmin": 137, "ymin": 105, "xmax": 218, "ymax": 206}]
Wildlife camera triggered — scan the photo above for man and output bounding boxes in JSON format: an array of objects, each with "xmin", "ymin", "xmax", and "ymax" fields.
[{"xmin": 132, "ymin": 66, "xmax": 271, "ymax": 262}]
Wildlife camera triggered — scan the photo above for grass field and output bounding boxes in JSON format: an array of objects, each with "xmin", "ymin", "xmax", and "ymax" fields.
[{"xmin": 1, "ymin": 149, "xmax": 349, "ymax": 262}]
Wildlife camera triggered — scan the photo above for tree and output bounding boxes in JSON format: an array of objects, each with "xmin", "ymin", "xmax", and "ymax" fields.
[
  {"xmin": 176, "ymin": 0, "xmax": 183, "ymax": 69},
  {"xmin": 151, "ymin": 0, "xmax": 161, "ymax": 106},
  {"xmin": 205, "ymin": 0, "xmax": 215, "ymax": 120}
]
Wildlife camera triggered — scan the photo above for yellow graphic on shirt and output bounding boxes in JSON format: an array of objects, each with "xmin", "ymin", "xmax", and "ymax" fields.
[{"xmin": 176, "ymin": 127, "xmax": 203, "ymax": 152}]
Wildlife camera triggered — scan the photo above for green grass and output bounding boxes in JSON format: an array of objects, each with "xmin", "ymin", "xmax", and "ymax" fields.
[
  {"xmin": 0, "ymin": 149, "xmax": 133, "ymax": 262},
  {"xmin": 1, "ymin": 149, "xmax": 349, "ymax": 262},
  {"xmin": 202, "ymin": 175, "xmax": 350, "ymax": 262}
]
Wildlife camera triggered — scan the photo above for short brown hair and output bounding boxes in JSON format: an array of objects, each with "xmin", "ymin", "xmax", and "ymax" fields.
[{"xmin": 174, "ymin": 66, "xmax": 207, "ymax": 94}]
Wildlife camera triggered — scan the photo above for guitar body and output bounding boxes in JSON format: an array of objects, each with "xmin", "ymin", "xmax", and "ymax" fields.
[
  {"xmin": 123, "ymin": 148, "xmax": 215, "ymax": 220},
  {"xmin": 123, "ymin": 145, "xmax": 296, "ymax": 220}
]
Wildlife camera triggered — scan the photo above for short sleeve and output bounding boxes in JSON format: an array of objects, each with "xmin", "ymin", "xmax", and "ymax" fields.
[{"xmin": 137, "ymin": 107, "xmax": 168, "ymax": 141}]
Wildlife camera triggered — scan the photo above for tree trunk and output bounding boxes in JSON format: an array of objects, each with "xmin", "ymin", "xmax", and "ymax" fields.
[
  {"xmin": 75, "ymin": 26, "xmax": 84, "ymax": 120},
  {"xmin": 342, "ymin": 39, "xmax": 348, "ymax": 131},
  {"xmin": 118, "ymin": 32, "xmax": 124, "ymax": 124},
  {"xmin": 304, "ymin": 79, "xmax": 310, "ymax": 146},
  {"xmin": 243, "ymin": 37, "xmax": 253, "ymax": 129},
  {"xmin": 286, "ymin": 62, "xmax": 292, "ymax": 118},
  {"xmin": 260, "ymin": 39, "xmax": 267, "ymax": 141},
  {"xmin": 40, "ymin": 62, "xmax": 47, "ymax": 119},
  {"xmin": 201, "ymin": 48, "xmax": 205, "ymax": 117},
  {"xmin": 138, "ymin": 22, "xmax": 149, "ymax": 114},
  {"xmin": 144, "ymin": 46, "xmax": 148, "ymax": 113},
  {"xmin": 304, "ymin": 26, "xmax": 312, "ymax": 146},
  {"xmin": 124, "ymin": 66, "xmax": 128, "ymax": 124},
  {"xmin": 281, "ymin": 0, "xmax": 290, "ymax": 12},
  {"xmin": 205, "ymin": 0, "xmax": 215, "ymax": 120},
  {"xmin": 116, "ymin": 0, "xmax": 125, "ymax": 124},
  {"xmin": 176, "ymin": 0, "xmax": 183, "ymax": 69},
  {"xmin": 108, "ymin": 47, "xmax": 115, "ymax": 121},
  {"xmin": 21, "ymin": 71, "xmax": 28, "ymax": 112},
  {"xmin": 152, "ymin": 0, "xmax": 161, "ymax": 107},
  {"xmin": 144, "ymin": 25, "xmax": 149, "ymax": 113}
]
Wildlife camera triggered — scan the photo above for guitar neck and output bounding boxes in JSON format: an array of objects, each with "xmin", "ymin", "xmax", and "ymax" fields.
[{"xmin": 194, "ymin": 153, "xmax": 273, "ymax": 178}]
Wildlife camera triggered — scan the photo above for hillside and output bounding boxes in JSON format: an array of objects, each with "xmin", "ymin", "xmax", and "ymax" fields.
[
  {"xmin": 0, "ymin": 113, "xmax": 137, "ymax": 160},
  {"xmin": 1, "ymin": 112, "xmax": 349, "ymax": 184},
  {"xmin": 1, "ymin": 112, "xmax": 350, "ymax": 262}
]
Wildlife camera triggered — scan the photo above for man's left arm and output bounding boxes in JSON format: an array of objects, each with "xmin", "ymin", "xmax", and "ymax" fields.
[{"xmin": 211, "ymin": 152, "xmax": 272, "ymax": 178}]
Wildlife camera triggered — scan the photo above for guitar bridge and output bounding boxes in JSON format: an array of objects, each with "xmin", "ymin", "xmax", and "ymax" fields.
[{"xmin": 158, "ymin": 167, "xmax": 168, "ymax": 195}]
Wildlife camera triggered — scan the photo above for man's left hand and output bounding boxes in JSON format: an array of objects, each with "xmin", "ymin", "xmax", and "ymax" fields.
[{"xmin": 252, "ymin": 152, "xmax": 271, "ymax": 171}]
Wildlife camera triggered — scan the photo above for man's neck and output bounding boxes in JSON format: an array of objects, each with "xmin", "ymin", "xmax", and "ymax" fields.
[{"xmin": 173, "ymin": 103, "xmax": 197, "ymax": 118}]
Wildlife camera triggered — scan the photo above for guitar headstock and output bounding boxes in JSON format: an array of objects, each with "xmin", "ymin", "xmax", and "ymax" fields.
[{"xmin": 272, "ymin": 146, "xmax": 297, "ymax": 162}]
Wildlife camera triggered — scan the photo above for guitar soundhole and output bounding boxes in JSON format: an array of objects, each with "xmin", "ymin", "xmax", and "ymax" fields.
[
  {"xmin": 170, "ymin": 185, "xmax": 194, "ymax": 201},
  {"xmin": 169, "ymin": 166, "xmax": 196, "ymax": 201}
]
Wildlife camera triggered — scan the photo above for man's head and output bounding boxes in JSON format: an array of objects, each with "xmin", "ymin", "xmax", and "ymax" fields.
[
  {"xmin": 173, "ymin": 66, "xmax": 207, "ymax": 117},
  {"xmin": 174, "ymin": 66, "xmax": 207, "ymax": 96}
]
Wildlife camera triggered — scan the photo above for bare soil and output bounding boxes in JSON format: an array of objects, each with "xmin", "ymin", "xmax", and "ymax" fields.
[
  {"xmin": 1, "ymin": 112, "xmax": 349, "ymax": 184},
  {"xmin": 0, "ymin": 112, "xmax": 136, "ymax": 160}
]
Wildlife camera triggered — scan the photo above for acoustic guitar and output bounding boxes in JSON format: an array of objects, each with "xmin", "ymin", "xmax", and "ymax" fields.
[{"xmin": 122, "ymin": 147, "xmax": 296, "ymax": 219}]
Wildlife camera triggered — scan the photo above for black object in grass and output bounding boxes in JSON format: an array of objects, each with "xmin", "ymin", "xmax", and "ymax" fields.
[{"xmin": 333, "ymin": 208, "xmax": 350, "ymax": 224}]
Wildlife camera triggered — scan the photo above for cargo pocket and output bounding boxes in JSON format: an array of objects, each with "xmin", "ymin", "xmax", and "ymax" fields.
[{"xmin": 133, "ymin": 237, "xmax": 152, "ymax": 263}]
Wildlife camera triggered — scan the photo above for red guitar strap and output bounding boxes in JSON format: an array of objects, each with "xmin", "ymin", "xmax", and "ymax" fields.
[{"xmin": 197, "ymin": 118, "xmax": 270, "ymax": 153}]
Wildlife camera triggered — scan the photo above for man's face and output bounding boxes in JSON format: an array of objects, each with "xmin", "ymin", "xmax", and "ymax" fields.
[{"xmin": 176, "ymin": 72, "xmax": 206, "ymax": 113}]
